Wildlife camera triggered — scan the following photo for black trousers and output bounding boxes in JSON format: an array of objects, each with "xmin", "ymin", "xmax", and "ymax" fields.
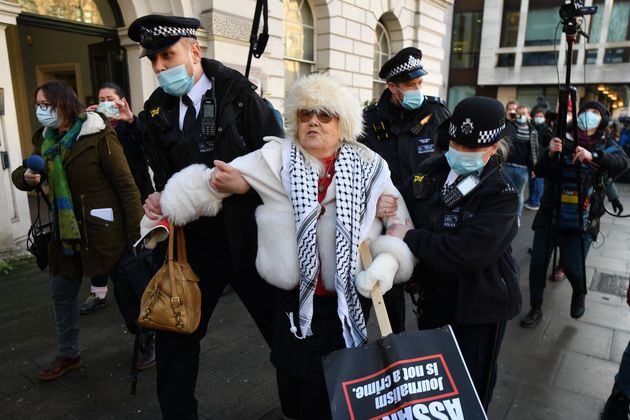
[
  {"xmin": 383, "ymin": 283, "xmax": 406, "ymax": 333},
  {"xmin": 155, "ymin": 218, "xmax": 274, "ymax": 420},
  {"xmin": 418, "ymin": 316, "xmax": 507, "ymax": 411}
]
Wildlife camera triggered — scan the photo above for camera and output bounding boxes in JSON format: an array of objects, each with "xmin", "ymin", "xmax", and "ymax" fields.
[{"xmin": 559, "ymin": 1, "xmax": 597, "ymax": 21}]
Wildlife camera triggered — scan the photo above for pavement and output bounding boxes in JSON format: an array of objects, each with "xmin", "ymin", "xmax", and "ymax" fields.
[{"xmin": 2, "ymin": 184, "xmax": 630, "ymax": 419}]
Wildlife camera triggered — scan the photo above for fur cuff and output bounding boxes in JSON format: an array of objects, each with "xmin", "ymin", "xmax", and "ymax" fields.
[
  {"xmin": 369, "ymin": 235, "xmax": 417, "ymax": 283},
  {"xmin": 160, "ymin": 164, "xmax": 223, "ymax": 226}
]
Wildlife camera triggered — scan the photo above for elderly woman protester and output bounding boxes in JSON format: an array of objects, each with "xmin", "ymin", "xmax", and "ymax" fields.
[
  {"xmin": 387, "ymin": 97, "xmax": 522, "ymax": 410},
  {"xmin": 156, "ymin": 73, "xmax": 416, "ymax": 419},
  {"xmin": 11, "ymin": 80, "xmax": 143, "ymax": 381}
]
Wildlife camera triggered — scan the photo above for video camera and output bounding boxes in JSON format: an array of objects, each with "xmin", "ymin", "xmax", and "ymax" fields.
[{"xmin": 559, "ymin": 1, "xmax": 597, "ymax": 21}]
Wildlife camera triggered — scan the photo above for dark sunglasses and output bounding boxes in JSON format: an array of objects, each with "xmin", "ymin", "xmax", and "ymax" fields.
[{"xmin": 297, "ymin": 109, "xmax": 336, "ymax": 123}]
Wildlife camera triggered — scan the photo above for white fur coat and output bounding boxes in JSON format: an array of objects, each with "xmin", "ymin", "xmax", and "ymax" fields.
[{"xmin": 159, "ymin": 137, "xmax": 416, "ymax": 291}]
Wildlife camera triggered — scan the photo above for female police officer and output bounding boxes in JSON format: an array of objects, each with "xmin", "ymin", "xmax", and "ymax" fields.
[{"xmin": 388, "ymin": 96, "xmax": 522, "ymax": 409}]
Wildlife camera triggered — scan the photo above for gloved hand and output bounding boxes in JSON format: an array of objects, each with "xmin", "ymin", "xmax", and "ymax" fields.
[
  {"xmin": 355, "ymin": 253, "xmax": 399, "ymax": 298},
  {"xmin": 612, "ymin": 198, "xmax": 624, "ymax": 215}
]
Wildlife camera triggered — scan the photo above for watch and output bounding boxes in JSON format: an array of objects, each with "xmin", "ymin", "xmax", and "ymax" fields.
[{"xmin": 592, "ymin": 151, "xmax": 600, "ymax": 161}]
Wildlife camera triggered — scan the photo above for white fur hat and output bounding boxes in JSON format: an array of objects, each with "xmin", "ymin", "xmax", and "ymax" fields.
[{"xmin": 284, "ymin": 73, "xmax": 364, "ymax": 143}]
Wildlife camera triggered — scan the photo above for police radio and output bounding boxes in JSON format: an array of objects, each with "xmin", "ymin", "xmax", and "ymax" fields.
[
  {"xmin": 442, "ymin": 174, "xmax": 481, "ymax": 208},
  {"xmin": 198, "ymin": 78, "xmax": 217, "ymax": 153}
]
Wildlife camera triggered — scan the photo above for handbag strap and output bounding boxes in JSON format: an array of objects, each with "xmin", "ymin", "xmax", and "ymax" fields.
[{"xmin": 176, "ymin": 226, "xmax": 188, "ymax": 264}]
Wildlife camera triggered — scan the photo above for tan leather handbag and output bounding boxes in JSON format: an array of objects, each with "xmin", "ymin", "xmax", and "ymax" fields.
[{"xmin": 138, "ymin": 224, "xmax": 201, "ymax": 333}]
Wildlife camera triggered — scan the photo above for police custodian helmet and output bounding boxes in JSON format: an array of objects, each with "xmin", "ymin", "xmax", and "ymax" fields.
[
  {"xmin": 128, "ymin": 15, "xmax": 200, "ymax": 57},
  {"xmin": 441, "ymin": 96, "xmax": 509, "ymax": 148},
  {"xmin": 378, "ymin": 47, "xmax": 428, "ymax": 83}
]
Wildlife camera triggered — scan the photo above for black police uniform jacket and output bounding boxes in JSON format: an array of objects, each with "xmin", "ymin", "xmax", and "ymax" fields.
[
  {"xmin": 403, "ymin": 155, "xmax": 522, "ymax": 324},
  {"xmin": 360, "ymin": 89, "xmax": 450, "ymax": 188},
  {"xmin": 134, "ymin": 58, "xmax": 283, "ymax": 267}
]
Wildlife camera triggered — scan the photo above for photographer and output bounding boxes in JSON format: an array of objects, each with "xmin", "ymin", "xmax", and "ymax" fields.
[{"xmin": 521, "ymin": 101, "xmax": 629, "ymax": 328}]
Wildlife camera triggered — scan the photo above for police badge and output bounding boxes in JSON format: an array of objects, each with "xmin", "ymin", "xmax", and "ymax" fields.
[{"xmin": 460, "ymin": 118, "xmax": 474, "ymax": 135}]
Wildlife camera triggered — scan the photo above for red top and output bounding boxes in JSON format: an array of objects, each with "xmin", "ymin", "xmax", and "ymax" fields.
[{"xmin": 315, "ymin": 154, "xmax": 336, "ymax": 296}]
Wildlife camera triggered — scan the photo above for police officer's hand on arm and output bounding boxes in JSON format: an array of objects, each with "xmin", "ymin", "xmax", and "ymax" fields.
[
  {"xmin": 386, "ymin": 220, "xmax": 413, "ymax": 239},
  {"xmin": 211, "ymin": 160, "xmax": 251, "ymax": 194}
]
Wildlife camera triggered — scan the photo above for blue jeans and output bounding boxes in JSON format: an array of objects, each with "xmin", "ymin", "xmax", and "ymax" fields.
[
  {"xmin": 615, "ymin": 341, "xmax": 630, "ymax": 396},
  {"xmin": 528, "ymin": 228, "xmax": 594, "ymax": 307},
  {"xmin": 527, "ymin": 177, "xmax": 544, "ymax": 206},
  {"xmin": 50, "ymin": 273, "xmax": 82, "ymax": 357},
  {"xmin": 504, "ymin": 164, "xmax": 529, "ymax": 218}
]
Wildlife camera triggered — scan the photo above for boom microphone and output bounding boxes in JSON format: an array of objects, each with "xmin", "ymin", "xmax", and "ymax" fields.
[{"xmin": 25, "ymin": 154, "xmax": 45, "ymax": 173}]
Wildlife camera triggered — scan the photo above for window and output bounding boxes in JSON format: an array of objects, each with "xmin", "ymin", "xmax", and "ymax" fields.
[
  {"xmin": 589, "ymin": 0, "xmax": 605, "ymax": 43},
  {"xmin": 516, "ymin": 86, "xmax": 558, "ymax": 111},
  {"xmin": 17, "ymin": 0, "xmax": 114, "ymax": 26},
  {"xmin": 500, "ymin": 0, "xmax": 520, "ymax": 47},
  {"xmin": 497, "ymin": 53, "xmax": 515, "ymax": 67},
  {"xmin": 451, "ymin": 12, "xmax": 482, "ymax": 69},
  {"xmin": 607, "ymin": 0, "xmax": 630, "ymax": 42},
  {"xmin": 522, "ymin": 52, "xmax": 558, "ymax": 66},
  {"xmin": 284, "ymin": 0, "xmax": 315, "ymax": 96},
  {"xmin": 604, "ymin": 47, "xmax": 630, "ymax": 64},
  {"xmin": 525, "ymin": 0, "xmax": 560, "ymax": 46},
  {"xmin": 586, "ymin": 49, "xmax": 598, "ymax": 64},
  {"xmin": 447, "ymin": 86, "xmax": 476, "ymax": 112},
  {"xmin": 372, "ymin": 22, "xmax": 391, "ymax": 100}
]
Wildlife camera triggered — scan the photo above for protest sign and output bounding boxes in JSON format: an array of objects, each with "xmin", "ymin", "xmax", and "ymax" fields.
[{"xmin": 323, "ymin": 326, "xmax": 487, "ymax": 420}]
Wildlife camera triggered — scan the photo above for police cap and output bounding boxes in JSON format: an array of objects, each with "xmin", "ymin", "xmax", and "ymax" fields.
[
  {"xmin": 128, "ymin": 15, "xmax": 200, "ymax": 58},
  {"xmin": 379, "ymin": 47, "xmax": 428, "ymax": 83},
  {"xmin": 440, "ymin": 96, "xmax": 508, "ymax": 148}
]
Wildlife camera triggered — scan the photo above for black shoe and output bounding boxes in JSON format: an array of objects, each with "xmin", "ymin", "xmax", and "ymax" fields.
[
  {"xmin": 602, "ymin": 388, "xmax": 630, "ymax": 420},
  {"xmin": 570, "ymin": 292, "xmax": 586, "ymax": 319},
  {"xmin": 79, "ymin": 293, "xmax": 107, "ymax": 315},
  {"xmin": 520, "ymin": 308, "xmax": 543, "ymax": 328}
]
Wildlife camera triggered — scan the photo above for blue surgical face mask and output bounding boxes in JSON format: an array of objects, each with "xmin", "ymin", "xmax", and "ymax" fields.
[
  {"xmin": 516, "ymin": 116, "xmax": 528, "ymax": 125},
  {"xmin": 397, "ymin": 87, "xmax": 425, "ymax": 110},
  {"xmin": 577, "ymin": 111, "xmax": 601, "ymax": 132},
  {"xmin": 157, "ymin": 49, "xmax": 194, "ymax": 97},
  {"xmin": 533, "ymin": 116, "xmax": 545, "ymax": 125},
  {"xmin": 36, "ymin": 107, "xmax": 61, "ymax": 129},
  {"xmin": 445, "ymin": 148, "xmax": 486, "ymax": 175}
]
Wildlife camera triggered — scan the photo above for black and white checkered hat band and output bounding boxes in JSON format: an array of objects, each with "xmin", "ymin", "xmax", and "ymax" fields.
[
  {"xmin": 449, "ymin": 122, "xmax": 505, "ymax": 143},
  {"xmin": 477, "ymin": 123, "xmax": 505, "ymax": 144},
  {"xmin": 385, "ymin": 55, "xmax": 423, "ymax": 80},
  {"xmin": 143, "ymin": 25, "xmax": 196, "ymax": 39},
  {"xmin": 449, "ymin": 122, "xmax": 457, "ymax": 137}
]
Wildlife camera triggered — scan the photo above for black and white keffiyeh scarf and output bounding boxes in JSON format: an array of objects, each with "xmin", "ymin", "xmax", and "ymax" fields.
[{"xmin": 281, "ymin": 141, "xmax": 389, "ymax": 348}]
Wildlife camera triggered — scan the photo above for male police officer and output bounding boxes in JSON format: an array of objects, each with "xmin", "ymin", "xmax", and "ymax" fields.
[
  {"xmin": 360, "ymin": 47, "xmax": 450, "ymax": 333},
  {"xmin": 123, "ymin": 15, "xmax": 283, "ymax": 419}
]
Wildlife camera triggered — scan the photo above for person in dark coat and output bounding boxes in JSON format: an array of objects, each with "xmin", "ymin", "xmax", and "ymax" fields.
[
  {"xmin": 359, "ymin": 47, "xmax": 450, "ymax": 333},
  {"xmin": 387, "ymin": 96, "xmax": 522, "ymax": 410},
  {"xmin": 12, "ymin": 80, "xmax": 143, "ymax": 381},
  {"xmin": 520, "ymin": 100, "xmax": 629, "ymax": 328},
  {"xmin": 122, "ymin": 15, "xmax": 283, "ymax": 419}
]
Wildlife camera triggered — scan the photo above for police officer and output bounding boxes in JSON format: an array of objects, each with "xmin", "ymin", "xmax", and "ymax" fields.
[
  {"xmin": 387, "ymin": 97, "xmax": 522, "ymax": 409},
  {"xmin": 360, "ymin": 47, "xmax": 450, "ymax": 333},
  {"xmin": 124, "ymin": 15, "xmax": 283, "ymax": 419}
]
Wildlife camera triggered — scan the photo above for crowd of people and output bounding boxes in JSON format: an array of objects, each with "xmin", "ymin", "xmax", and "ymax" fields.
[{"xmin": 10, "ymin": 12, "xmax": 630, "ymax": 420}]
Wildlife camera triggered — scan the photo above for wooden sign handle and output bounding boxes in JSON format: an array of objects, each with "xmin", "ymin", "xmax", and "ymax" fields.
[{"xmin": 359, "ymin": 241, "xmax": 393, "ymax": 337}]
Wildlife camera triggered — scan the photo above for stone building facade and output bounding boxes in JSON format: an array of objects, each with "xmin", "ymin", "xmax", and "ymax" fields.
[{"xmin": 0, "ymin": 0, "xmax": 453, "ymax": 254}]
